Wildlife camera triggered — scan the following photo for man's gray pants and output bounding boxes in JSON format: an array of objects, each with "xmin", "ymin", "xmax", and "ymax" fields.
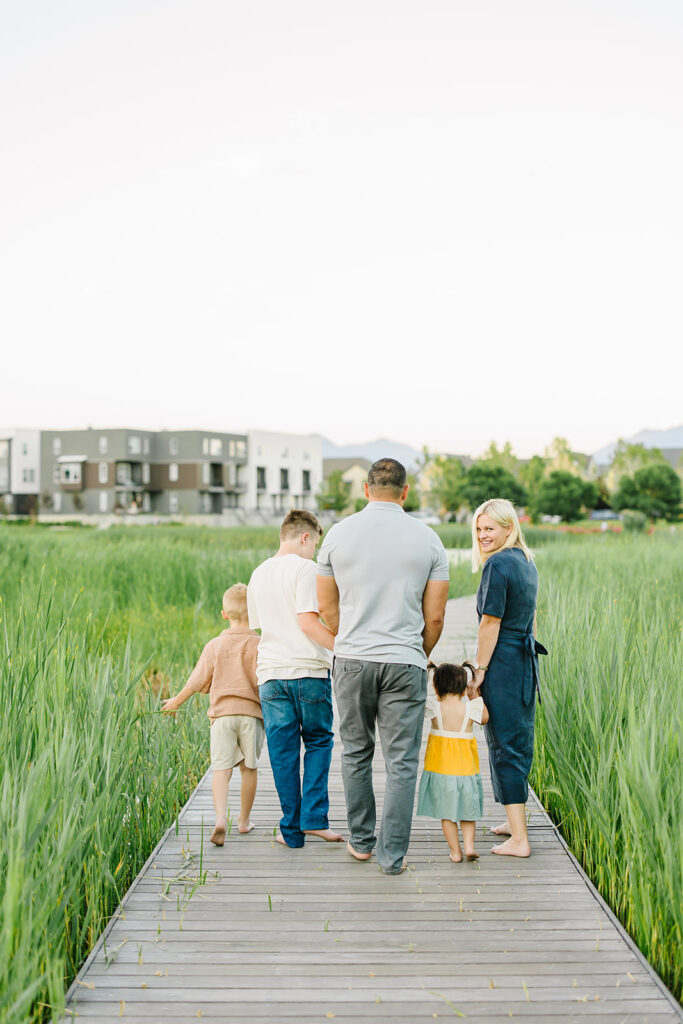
[{"xmin": 333, "ymin": 658, "xmax": 427, "ymax": 874}]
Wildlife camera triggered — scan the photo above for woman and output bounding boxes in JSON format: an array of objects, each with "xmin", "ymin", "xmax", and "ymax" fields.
[{"xmin": 470, "ymin": 498, "xmax": 546, "ymax": 858}]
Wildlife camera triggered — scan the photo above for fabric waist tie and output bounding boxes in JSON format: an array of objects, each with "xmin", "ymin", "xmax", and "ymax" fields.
[{"xmin": 495, "ymin": 628, "xmax": 549, "ymax": 707}]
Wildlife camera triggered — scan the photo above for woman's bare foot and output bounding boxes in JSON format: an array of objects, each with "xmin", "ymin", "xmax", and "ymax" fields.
[
  {"xmin": 238, "ymin": 821, "xmax": 255, "ymax": 834},
  {"xmin": 347, "ymin": 841, "xmax": 372, "ymax": 861},
  {"xmin": 490, "ymin": 837, "xmax": 531, "ymax": 857},
  {"xmin": 489, "ymin": 822, "xmax": 512, "ymax": 836},
  {"xmin": 303, "ymin": 828, "xmax": 344, "ymax": 842},
  {"xmin": 449, "ymin": 849, "xmax": 463, "ymax": 863},
  {"xmin": 210, "ymin": 824, "xmax": 226, "ymax": 846},
  {"xmin": 275, "ymin": 832, "xmax": 291, "ymax": 847}
]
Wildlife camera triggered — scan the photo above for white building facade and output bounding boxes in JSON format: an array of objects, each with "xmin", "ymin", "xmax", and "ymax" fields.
[
  {"xmin": 245, "ymin": 430, "xmax": 323, "ymax": 515},
  {"xmin": 0, "ymin": 429, "xmax": 41, "ymax": 514}
]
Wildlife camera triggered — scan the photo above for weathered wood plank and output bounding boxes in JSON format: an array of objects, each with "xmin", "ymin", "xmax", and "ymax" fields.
[{"xmin": 64, "ymin": 596, "xmax": 682, "ymax": 1023}]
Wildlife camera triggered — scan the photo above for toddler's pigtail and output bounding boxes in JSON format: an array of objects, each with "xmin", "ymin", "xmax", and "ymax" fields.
[{"xmin": 461, "ymin": 660, "xmax": 476, "ymax": 682}]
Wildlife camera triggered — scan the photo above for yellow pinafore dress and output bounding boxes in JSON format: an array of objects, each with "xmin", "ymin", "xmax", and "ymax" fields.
[{"xmin": 416, "ymin": 696, "xmax": 484, "ymax": 822}]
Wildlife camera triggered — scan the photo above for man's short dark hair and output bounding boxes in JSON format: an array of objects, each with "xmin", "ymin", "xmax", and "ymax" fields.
[
  {"xmin": 367, "ymin": 458, "xmax": 407, "ymax": 496},
  {"xmin": 280, "ymin": 509, "xmax": 323, "ymax": 540}
]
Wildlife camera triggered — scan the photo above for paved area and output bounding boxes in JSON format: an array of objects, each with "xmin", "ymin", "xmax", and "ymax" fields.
[{"xmin": 66, "ymin": 596, "xmax": 681, "ymax": 1023}]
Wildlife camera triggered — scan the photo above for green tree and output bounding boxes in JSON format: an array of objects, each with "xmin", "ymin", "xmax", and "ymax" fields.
[
  {"xmin": 535, "ymin": 471, "xmax": 599, "ymax": 522},
  {"xmin": 612, "ymin": 464, "xmax": 682, "ymax": 522},
  {"xmin": 317, "ymin": 470, "xmax": 351, "ymax": 513},
  {"xmin": 610, "ymin": 441, "xmax": 666, "ymax": 480},
  {"xmin": 426, "ymin": 456, "xmax": 467, "ymax": 516},
  {"xmin": 519, "ymin": 454, "xmax": 548, "ymax": 523},
  {"xmin": 461, "ymin": 464, "xmax": 527, "ymax": 510},
  {"xmin": 404, "ymin": 472, "xmax": 420, "ymax": 513},
  {"xmin": 479, "ymin": 441, "xmax": 519, "ymax": 475}
]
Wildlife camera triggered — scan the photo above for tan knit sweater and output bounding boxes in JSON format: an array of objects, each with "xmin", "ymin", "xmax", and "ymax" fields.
[{"xmin": 184, "ymin": 628, "xmax": 261, "ymax": 723}]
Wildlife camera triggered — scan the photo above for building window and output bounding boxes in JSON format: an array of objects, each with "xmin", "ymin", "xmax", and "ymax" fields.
[
  {"xmin": 143, "ymin": 437, "xmax": 150, "ymax": 455},
  {"xmin": 99, "ymin": 436, "xmax": 108, "ymax": 454},
  {"xmin": 0, "ymin": 440, "xmax": 8, "ymax": 458},
  {"xmin": 142, "ymin": 463, "xmax": 150, "ymax": 485},
  {"xmin": 209, "ymin": 438, "xmax": 222, "ymax": 457},
  {"xmin": 98, "ymin": 462, "xmax": 108, "ymax": 484},
  {"xmin": 201, "ymin": 462, "xmax": 210, "ymax": 485},
  {"xmin": 53, "ymin": 438, "xmax": 62, "ymax": 455},
  {"xmin": 22, "ymin": 468, "xmax": 36, "ymax": 483},
  {"xmin": 60, "ymin": 463, "xmax": 82, "ymax": 485},
  {"xmin": 169, "ymin": 437, "xmax": 178, "ymax": 455},
  {"xmin": 142, "ymin": 492, "xmax": 151, "ymax": 512},
  {"xmin": 128, "ymin": 436, "xmax": 141, "ymax": 455},
  {"xmin": 280, "ymin": 468, "xmax": 289, "ymax": 492},
  {"xmin": 256, "ymin": 466, "xmax": 266, "ymax": 490},
  {"xmin": 202, "ymin": 438, "xmax": 209, "ymax": 455},
  {"xmin": 99, "ymin": 492, "xmax": 108, "ymax": 513},
  {"xmin": 53, "ymin": 492, "xmax": 62, "ymax": 513},
  {"xmin": 22, "ymin": 443, "xmax": 28, "ymax": 456},
  {"xmin": 169, "ymin": 494, "xmax": 179, "ymax": 513},
  {"xmin": 201, "ymin": 493, "xmax": 211, "ymax": 513},
  {"xmin": 236, "ymin": 440, "xmax": 246, "ymax": 459},
  {"xmin": 302, "ymin": 470, "xmax": 311, "ymax": 493},
  {"xmin": 53, "ymin": 466, "xmax": 60, "ymax": 485},
  {"xmin": 228, "ymin": 440, "xmax": 236, "ymax": 457},
  {"xmin": 169, "ymin": 463, "xmax": 179, "ymax": 482}
]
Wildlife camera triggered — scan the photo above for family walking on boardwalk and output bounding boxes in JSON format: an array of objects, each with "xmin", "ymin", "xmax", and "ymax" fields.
[{"xmin": 163, "ymin": 458, "xmax": 546, "ymax": 871}]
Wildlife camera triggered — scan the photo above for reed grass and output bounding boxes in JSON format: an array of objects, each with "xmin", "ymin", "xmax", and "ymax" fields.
[{"xmin": 532, "ymin": 535, "xmax": 682, "ymax": 999}]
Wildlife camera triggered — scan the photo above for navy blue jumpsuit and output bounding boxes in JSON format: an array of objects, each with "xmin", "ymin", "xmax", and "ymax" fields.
[{"xmin": 476, "ymin": 547, "xmax": 544, "ymax": 805}]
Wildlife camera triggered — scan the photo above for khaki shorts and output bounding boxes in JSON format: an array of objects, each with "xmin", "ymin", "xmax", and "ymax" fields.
[{"xmin": 210, "ymin": 715, "xmax": 265, "ymax": 771}]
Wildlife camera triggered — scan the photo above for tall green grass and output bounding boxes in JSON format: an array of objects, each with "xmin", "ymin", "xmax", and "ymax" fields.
[{"xmin": 532, "ymin": 536, "xmax": 682, "ymax": 999}]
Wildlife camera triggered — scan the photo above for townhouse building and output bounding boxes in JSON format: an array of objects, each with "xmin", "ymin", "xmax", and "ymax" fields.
[{"xmin": 0, "ymin": 426, "xmax": 323, "ymax": 520}]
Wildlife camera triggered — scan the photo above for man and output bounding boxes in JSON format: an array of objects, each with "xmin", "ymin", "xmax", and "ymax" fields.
[
  {"xmin": 247, "ymin": 509, "xmax": 343, "ymax": 848},
  {"xmin": 317, "ymin": 458, "xmax": 450, "ymax": 874}
]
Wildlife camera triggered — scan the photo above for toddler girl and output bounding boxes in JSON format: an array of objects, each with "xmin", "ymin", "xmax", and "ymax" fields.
[{"xmin": 416, "ymin": 660, "xmax": 489, "ymax": 861}]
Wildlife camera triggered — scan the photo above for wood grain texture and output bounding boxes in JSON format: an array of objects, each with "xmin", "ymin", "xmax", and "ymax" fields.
[{"xmin": 65, "ymin": 596, "xmax": 682, "ymax": 1023}]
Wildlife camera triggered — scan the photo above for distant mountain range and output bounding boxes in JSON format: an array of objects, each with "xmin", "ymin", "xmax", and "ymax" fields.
[
  {"xmin": 317, "ymin": 436, "xmax": 423, "ymax": 470},
  {"xmin": 591, "ymin": 425, "xmax": 683, "ymax": 466},
  {"xmin": 318, "ymin": 425, "xmax": 683, "ymax": 472}
]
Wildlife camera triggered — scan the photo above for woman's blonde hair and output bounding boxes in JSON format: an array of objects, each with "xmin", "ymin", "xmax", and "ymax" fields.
[{"xmin": 471, "ymin": 498, "xmax": 533, "ymax": 572}]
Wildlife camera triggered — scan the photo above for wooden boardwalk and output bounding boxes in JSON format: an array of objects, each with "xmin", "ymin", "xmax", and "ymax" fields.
[{"xmin": 66, "ymin": 596, "xmax": 681, "ymax": 1023}]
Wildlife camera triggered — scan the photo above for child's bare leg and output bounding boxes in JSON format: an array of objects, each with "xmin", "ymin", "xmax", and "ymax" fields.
[
  {"xmin": 441, "ymin": 819, "xmax": 462, "ymax": 862},
  {"xmin": 238, "ymin": 763, "xmax": 257, "ymax": 832},
  {"xmin": 211, "ymin": 768, "xmax": 232, "ymax": 845},
  {"xmin": 460, "ymin": 820, "xmax": 479, "ymax": 859}
]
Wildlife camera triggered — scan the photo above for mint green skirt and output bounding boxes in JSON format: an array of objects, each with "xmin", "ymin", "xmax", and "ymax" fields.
[{"xmin": 417, "ymin": 770, "xmax": 483, "ymax": 822}]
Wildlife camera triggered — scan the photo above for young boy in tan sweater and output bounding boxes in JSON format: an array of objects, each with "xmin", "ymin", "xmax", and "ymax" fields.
[{"xmin": 162, "ymin": 583, "xmax": 263, "ymax": 846}]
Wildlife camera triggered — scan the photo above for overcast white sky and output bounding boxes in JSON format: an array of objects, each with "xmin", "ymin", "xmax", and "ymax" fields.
[{"xmin": 2, "ymin": 0, "xmax": 681, "ymax": 457}]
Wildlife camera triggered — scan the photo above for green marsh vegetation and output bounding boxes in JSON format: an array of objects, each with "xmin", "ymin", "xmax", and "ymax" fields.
[
  {"xmin": 0, "ymin": 524, "xmax": 681, "ymax": 1018},
  {"xmin": 532, "ymin": 536, "xmax": 682, "ymax": 999}
]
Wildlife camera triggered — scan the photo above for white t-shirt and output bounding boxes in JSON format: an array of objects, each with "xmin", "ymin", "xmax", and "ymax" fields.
[{"xmin": 247, "ymin": 554, "xmax": 333, "ymax": 686}]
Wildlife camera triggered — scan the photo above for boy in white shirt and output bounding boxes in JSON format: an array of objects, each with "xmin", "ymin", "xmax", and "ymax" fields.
[{"xmin": 247, "ymin": 509, "xmax": 342, "ymax": 849}]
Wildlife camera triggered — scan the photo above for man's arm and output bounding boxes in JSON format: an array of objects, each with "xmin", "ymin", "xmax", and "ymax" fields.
[
  {"xmin": 422, "ymin": 579, "xmax": 449, "ymax": 657},
  {"xmin": 316, "ymin": 575, "xmax": 341, "ymax": 635},
  {"xmin": 297, "ymin": 612, "xmax": 336, "ymax": 651}
]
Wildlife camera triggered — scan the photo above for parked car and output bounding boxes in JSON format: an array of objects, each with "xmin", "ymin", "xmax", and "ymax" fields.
[{"xmin": 589, "ymin": 509, "xmax": 621, "ymax": 521}]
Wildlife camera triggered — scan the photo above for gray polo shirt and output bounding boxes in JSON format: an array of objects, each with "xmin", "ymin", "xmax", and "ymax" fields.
[{"xmin": 317, "ymin": 501, "xmax": 450, "ymax": 668}]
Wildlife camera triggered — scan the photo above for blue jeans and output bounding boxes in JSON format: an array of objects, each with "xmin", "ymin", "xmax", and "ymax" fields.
[{"xmin": 259, "ymin": 676, "xmax": 334, "ymax": 848}]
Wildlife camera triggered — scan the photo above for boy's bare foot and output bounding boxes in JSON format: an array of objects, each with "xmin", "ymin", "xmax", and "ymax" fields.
[
  {"xmin": 303, "ymin": 828, "xmax": 344, "ymax": 842},
  {"xmin": 238, "ymin": 821, "xmax": 255, "ymax": 834},
  {"xmin": 465, "ymin": 851, "xmax": 480, "ymax": 861},
  {"xmin": 347, "ymin": 841, "xmax": 372, "ymax": 861},
  {"xmin": 449, "ymin": 850, "xmax": 463, "ymax": 863},
  {"xmin": 210, "ymin": 824, "xmax": 226, "ymax": 846},
  {"xmin": 489, "ymin": 821, "xmax": 512, "ymax": 835},
  {"xmin": 490, "ymin": 837, "xmax": 531, "ymax": 857}
]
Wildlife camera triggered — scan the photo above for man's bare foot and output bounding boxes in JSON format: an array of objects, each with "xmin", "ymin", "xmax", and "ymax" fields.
[
  {"xmin": 449, "ymin": 850, "xmax": 463, "ymax": 863},
  {"xmin": 303, "ymin": 828, "xmax": 344, "ymax": 842},
  {"xmin": 347, "ymin": 841, "xmax": 372, "ymax": 861},
  {"xmin": 490, "ymin": 837, "xmax": 531, "ymax": 857},
  {"xmin": 210, "ymin": 824, "xmax": 226, "ymax": 846},
  {"xmin": 238, "ymin": 821, "xmax": 255, "ymax": 834},
  {"xmin": 489, "ymin": 821, "xmax": 512, "ymax": 836},
  {"xmin": 381, "ymin": 859, "xmax": 407, "ymax": 875}
]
